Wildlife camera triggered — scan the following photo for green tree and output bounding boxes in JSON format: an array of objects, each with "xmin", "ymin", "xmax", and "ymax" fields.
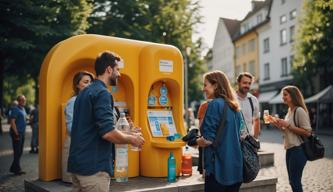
[
  {"xmin": 88, "ymin": 0, "xmax": 206, "ymax": 104},
  {"xmin": 293, "ymin": 0, "xmax": 333, "ymax": 95},
  {"xmin": 0, "ymin": 0, "xmax": 92, "ymax": 115}
]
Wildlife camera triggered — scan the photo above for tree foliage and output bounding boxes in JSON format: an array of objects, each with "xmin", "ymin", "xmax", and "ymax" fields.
[
  {"xmin": 89, "ymin": 0, "xmax": 206, "ymax": 104},
  {"xmin": 293, "ymin": 0, "xmax": 333, "ymax": 95}
]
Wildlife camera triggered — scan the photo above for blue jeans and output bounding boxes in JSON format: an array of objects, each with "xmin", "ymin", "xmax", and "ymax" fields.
[
  {"xmin": 286, "ymin": 145, "xmax": 307, "ymax": 192},
  {"xmin": 9, "ymin": 129, "xmax": 25, "ymax": 173},
  {"xmin": 30, "ymin": 123, "xmax": 38, "ymax": 149}
]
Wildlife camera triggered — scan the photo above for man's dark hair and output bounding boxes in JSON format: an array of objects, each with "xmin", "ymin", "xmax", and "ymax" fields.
[
  {"xmin": 95, "ymin": 51, "xmax": 120, "ymax": 76},
  {"xmin": 237, "ymin": 72, "xmax": 254, "ymax": 83}
]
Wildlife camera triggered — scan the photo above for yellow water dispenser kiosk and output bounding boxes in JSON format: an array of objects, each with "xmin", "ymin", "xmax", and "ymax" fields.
[
  {"xmin": 139, "ymin": 45, "xmax": 186, "ymax": 177},
  {"xmin": 39, "ymin": 34, "xmax": 143, "ymax": 181}
]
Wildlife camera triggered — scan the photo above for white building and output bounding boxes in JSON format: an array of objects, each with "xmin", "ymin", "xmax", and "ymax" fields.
[
  {"xmin": 209, "ymin": 18, "xmax": 240, "ymax": 82},
  {"xmin": 257, "ymin": 0, "xmax": 303, "ymax": 115}
]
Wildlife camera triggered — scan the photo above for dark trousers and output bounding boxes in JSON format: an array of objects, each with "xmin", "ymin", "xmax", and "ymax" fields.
[
  {"xmin": 30, "ymin": 123, "xmax": 38, "ymax": 150},
  {"xmin": 286, "ymin": 145, "xmax": 307, "ymax": 192},
  {"xmin": 205, "ymin": 174, "xmax": 242, "ymax": 192},
  {"xmin": 9, "ymin": 129, "xmax": 25, "ymax": 173}
]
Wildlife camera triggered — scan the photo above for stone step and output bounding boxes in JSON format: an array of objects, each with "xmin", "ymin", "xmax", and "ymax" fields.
[
  {"xmin": 25, "ymin": 167, "xmax": 277, "ymax": 192},
  {"xmin": 191, "ymin": 149, "xmax": 274, "ymax": 168}
]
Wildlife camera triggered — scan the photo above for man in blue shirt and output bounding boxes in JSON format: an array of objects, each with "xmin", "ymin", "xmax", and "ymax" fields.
[
  {"xmin": 68, "ymin": 51, "xmax": 144, "ymax": 192},
  {"xmin": 9, "ymin": 95, "xmax": 27, "ymax": 175}
]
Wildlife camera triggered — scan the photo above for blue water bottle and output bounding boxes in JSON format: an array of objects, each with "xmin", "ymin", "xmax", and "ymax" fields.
[{"xmin": 167, "ymin": 152, "xmax": 176, "ymax": 182}]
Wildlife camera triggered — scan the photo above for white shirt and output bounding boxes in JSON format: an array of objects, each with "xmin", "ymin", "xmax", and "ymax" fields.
[{"xmin": 237, "ymin": 93, "xmax": 260, "ymax": 135}]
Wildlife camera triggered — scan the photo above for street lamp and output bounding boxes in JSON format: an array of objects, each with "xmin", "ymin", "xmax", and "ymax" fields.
[{"xmin": 184, "ymin": 47, "xmax": 191, "ymax": 130}]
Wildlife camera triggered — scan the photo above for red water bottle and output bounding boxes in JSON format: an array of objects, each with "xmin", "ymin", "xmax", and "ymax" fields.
[{"xmin": 181, "ymin": 146, "xmax": 192, "ymax": 176}]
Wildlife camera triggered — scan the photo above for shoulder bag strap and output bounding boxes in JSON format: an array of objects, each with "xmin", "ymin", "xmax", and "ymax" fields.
[
  {"xmin": 212, "ymin": 102, "xmax": 228, "ymax": 149},
  {"xmin": 248, "ymin": 97, "xmax": 254, "ymax": 117}
]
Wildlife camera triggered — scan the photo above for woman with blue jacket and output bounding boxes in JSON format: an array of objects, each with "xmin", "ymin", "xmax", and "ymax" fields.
[{"xmin": 197, "ymin": 70, "xmax": 243, "ymax": 192}]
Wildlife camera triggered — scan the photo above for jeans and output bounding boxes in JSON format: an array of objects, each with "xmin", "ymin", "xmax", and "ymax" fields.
[
  {"xmin": 286, "ymin": 145, "xmax": 307, "ymax": 192},
  {"xmin": 9, "ymin": 129, "xmax": 25, "ymax": 173},
  {"xmin": 205, "ymin": 174, "xmax": 242, "ymax": 192},
  {"xmin": 30, "ymin": 123, "xmax": 38, "ymax": 150}
]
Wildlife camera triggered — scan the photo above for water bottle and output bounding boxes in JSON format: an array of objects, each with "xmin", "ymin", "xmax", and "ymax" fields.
[
  {"xmin": 167, "ymin": 152, "xmax": 176, "ymax": 182},
  {"xmin": 181, "ymin": 146, "xmax": 192, "ymax": 176},
  {"xmin": 115, "ymin": 113, "xmax": 129, "ymax": 182}
]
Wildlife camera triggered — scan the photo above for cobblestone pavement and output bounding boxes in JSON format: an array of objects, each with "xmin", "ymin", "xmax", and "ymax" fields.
[
  {"xmin": 0, "ymin": 121, "xmax": 332, "ymax": 192},
  {"xmin": 258, "ymin": 127, "xmax": 333, "ymax": 192}
]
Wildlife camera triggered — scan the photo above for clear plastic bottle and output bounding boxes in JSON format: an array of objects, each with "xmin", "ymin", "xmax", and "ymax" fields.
[
  {"xmin": 115, "ymin": 112, "xmax": 129, "ymax": 182},
  {"xmin": 167, "ymin": 152, "xmax": 176, "ymax": 182}
]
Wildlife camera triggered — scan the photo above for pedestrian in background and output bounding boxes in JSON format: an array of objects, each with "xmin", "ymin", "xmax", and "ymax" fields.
[
  {"xmin": 68, "ymin": 51, "xmax": 144, "ymax": 192},
  {"xmin": 29, "ymin": 104, "xmax": 39, "ymax": 153},
  {"xmin": 196, "ymin": 71, "xmax": 243, "ymax": 192},
  {"xmin": 268, "ymin": 85, "xmax": 311, "ymax": 192},
  {"xmin": 62, "ymin": 71, "xmax": 94, "ymax": 183},
  {"xmin": 236, "ymin": 72, "xmax": 260, "ymax": 139},
  {"xmin": 9, "ymin": 95, "xmax": 27, "ymax": 175}
]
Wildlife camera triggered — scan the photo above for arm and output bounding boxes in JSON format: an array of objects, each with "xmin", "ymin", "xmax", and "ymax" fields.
[
  {"xmin": 10, "ymin": 118, "xmax": 19, "ymax": 136},
  {"xmin": 253, "ymin": 97, "xmax": 260, "ymax": 138},
  {"xmin": 102, "ymin": 129, "xmax": 144, "ymax": 147},
  {"xmin": 253, "ymin": 118, "xmax": 260, "ymax": 138}
]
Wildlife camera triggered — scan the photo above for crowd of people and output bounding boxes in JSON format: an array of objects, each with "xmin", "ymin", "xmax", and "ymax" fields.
[{"xmin": 3, "ymin": 50, "xmax": 313, "ymax": 192}]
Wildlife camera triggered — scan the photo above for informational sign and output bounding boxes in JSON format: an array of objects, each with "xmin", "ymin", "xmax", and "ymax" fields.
[
  {"xmin": 159, "ymin": 60, "xmax": 173, "ymax": 72},
  {"xmin": 148, "ymin": 96, "xmax": 157, "ymax": 106},
  {"xmin": 147, "ymin": 110, "xmax": 177, "ymax": 137}
]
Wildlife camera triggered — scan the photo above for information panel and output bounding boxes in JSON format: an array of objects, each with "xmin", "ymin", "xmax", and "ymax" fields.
[{"xmin": 147, "ymin": 110, "xmax": 177, "ymax": 137}]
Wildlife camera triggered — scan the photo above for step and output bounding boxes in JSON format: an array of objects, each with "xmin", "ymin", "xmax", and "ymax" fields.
[
  {"xmin": 191, "ymin": 149, "xmax": 274, "ymax": 168},
  {"xmin": 25, "ymin": 168, "xmax": 277, "ymax": 192}
]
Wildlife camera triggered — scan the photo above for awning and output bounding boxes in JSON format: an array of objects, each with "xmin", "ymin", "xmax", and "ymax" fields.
[
  {"xmin": 269, "ymin": 92, "xmax": 283, "ymax": 104},
  {"xmin": 305, "ymin": 85, "xmax": 333, "ymax": 103},
  {"xmin": 258, "ymin": 91, "xmax": 278, "ymax": 103}
]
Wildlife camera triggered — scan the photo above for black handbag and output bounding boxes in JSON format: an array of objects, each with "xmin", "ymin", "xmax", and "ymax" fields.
[
  {"xmin": 239, "ymin": 113, "xmax": 260, "ymax": 183},
  {"xmin": 213, "ymin": 105, "xmax": 260, "ymax": 183},
  {"xmin": 294, "ymin": 107, "xmax": 325, "ymax": 161}
]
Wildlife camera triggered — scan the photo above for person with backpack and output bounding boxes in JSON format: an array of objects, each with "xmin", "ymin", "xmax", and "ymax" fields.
[{"xmin": 236, "ymin": 72, "xmax": 260, "ymax": 139}]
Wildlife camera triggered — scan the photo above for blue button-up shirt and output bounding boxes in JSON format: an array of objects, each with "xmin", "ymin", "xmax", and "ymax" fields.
[
  {"xmin": 65, "ymin": 96, "xmax": 77, "ymax": 135},
  {"xmin": 202, "ymin": 98, "xmax": 243, "ymax": 185},
  {"xmin": 68, "ymin": 79, "xmax": 115, "ymax": 176},
  {"xmin": 10, "ymin": 106, "xmax": 27, "ymax": 133}
]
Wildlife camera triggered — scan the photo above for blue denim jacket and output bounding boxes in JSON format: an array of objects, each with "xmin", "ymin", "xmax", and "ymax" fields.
[
  {"xmin": 202, "ymin": 98, "xmax": 243, "ymax": 185},
  {"xmin": 68, "ymin": 79, "xmax": 115, "ymax": 176}
]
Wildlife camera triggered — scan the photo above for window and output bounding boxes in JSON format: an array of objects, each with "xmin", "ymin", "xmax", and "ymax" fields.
[
  {"xmin": 243, "ymin": 63, "xmax": 247, "ymax": 72},
  {"xmin": 281, "ymin": 57, "xmax": 288, "ymax": 77},
  {"xmin": 289, "ymin": 55, "xmax": 294, "ymax": 73},
  {"xmin": 280, "ymin": 15, "xmax": 287, "ymax": 24},
  {"xmin": 257, "ymin": 14, "xmax": 263, "ymax": 24},
  {"xmin": 263, "ymin": 38, "xmax": 270, "ymax": 53},
  {"xmin": 235, "ymin": 65, "xmax": 241, "ymax": 77},
  {"xmin": 264, "ymin": 63, "xmax": 270, "ymax": 80},
  {"xmin": 290, "ymin": 9, "xmax": 297, "ymax": 20},
  {"xmin": 242, "ymin": 43, "xmax": 247, "ymax": 55},
  {"xmin": 236, "ymin": 46, "xmax": 241, "ymax": 58},
  {"xmin": 280, "ymin": 29, "xmax": 287, "ymax": 45},
  {"xmin": 249, "ymin": 60, "xmax": 256, "ymax": 76},
  {"xmin": 248, "ymin": 39, "xmax": 256, "ymax": 52},
  {"xmin": 290, "ymin": 25, "xmax": 295, "ymax": 42}
]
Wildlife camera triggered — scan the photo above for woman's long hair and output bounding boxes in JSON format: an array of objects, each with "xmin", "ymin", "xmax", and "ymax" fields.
[
  {"xmin": 72, "ymin": 71, "xmax": 94, "ymax": 96},
  {"xmin": 204, "ymin": 70, "xmax": 240, "ymax": 111},
  {"xmin": 282, "ymin": 85, "xmax": 308, "ymax": 114}
]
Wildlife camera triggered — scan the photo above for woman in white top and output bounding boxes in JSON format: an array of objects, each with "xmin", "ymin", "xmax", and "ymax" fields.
[
  {"xmin": 268, "ymin": 85, "xmax": 311, "ymax": 192},
  {"xmin": 62, "ymin": 71, "xmax": 94, "ymax": 183}
]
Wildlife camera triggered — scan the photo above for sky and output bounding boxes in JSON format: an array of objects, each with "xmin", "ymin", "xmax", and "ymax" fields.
[{"xmin": 194, "ymin": 0, "xmax": 253, "ymax": 48}]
